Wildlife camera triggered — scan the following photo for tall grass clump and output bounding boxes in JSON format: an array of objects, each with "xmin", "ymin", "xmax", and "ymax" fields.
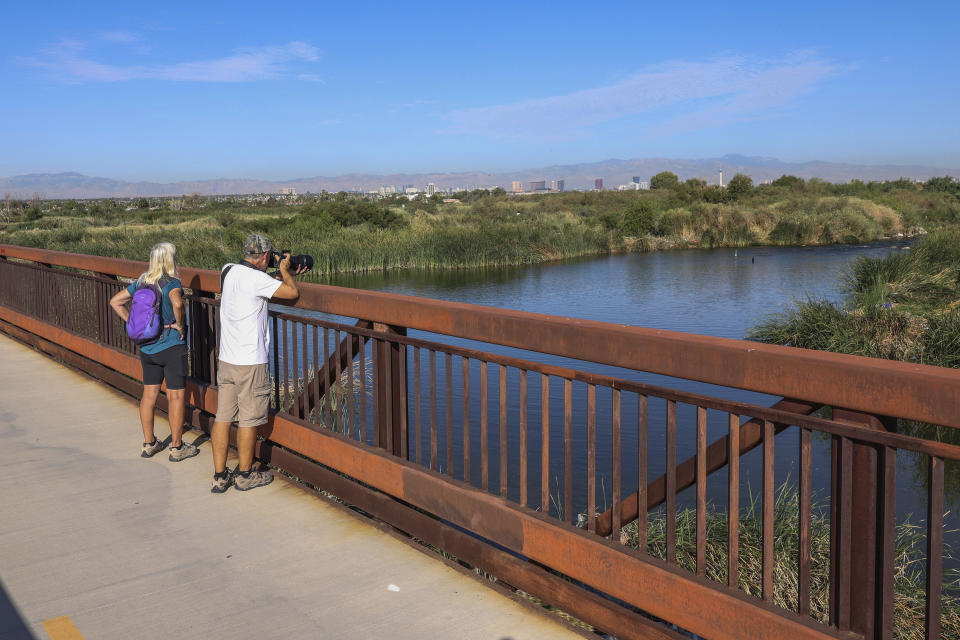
[
  {"xmin": 749, "ymin": 230, "xmax": 960, "ymax": 367},
  {"xmin": 618, "ymin": 484, "xmax": 960, "ymax": 637}
]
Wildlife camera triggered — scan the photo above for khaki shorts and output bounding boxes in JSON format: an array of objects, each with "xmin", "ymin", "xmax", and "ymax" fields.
[{"xmin": 215, "ymin": 362, "xmax": 271, "ymax": 428}]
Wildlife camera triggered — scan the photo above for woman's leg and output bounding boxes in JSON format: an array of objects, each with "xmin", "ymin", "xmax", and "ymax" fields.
[
  {"xmin": 140, "ymin": 384, "xmax": 161, "ymax": 443},
  {"xmin": 167, "ymin": 388, "xmax": 186, "ymax": 447},
  {"xmin": 162, "ymin": 346, "xmax": 189, "ymax": 448}
]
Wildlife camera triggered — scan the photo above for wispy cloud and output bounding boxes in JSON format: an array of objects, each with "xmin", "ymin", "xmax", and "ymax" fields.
[
  {"xmin": 98, "ymin": 30, "xmax": 139, "ymax": 44},
  {"xmin": 22, "ymin": 40, "xmax": 321, "ymax": 83},
  {"xmin": 297, "ymin": 73, "xmax": 325, "ymax": 83},
  {"xmin": 442, "ymin": 54, "xmax": 840, "ymax": 140},
  {"xmin": 386, "ymin": 98, "xmax": 438, "ymax": 115}
]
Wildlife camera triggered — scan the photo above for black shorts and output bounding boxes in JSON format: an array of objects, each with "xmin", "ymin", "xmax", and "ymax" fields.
[{"xmin": 140, "ymin": 344, "xmax": 188, "ymax": 389}]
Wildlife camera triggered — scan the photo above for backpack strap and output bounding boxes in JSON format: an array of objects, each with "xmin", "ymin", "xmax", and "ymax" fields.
[
  {"xmin": 220, "ymin": 260, "xmax": 258, "ymax": 292},
  {"xmin": 220, "ymin": 264, "xmax": 235, "ymax": 292}
]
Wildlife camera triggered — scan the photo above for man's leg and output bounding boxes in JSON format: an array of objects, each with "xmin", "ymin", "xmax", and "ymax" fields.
[
  {"xmin": 211, "ymin": 420, "xmax": 231, "ymax": 474},
  {"xmin": 236, "ymin": 426, "xmax": 257, "ymax": 473},
  {"xmin": 212, "ymin": 362, "xmax": 239, "ymax": 475},
  {"xmin": 231, "ymin": 363, "xmax": 273, "ymax": 490},
  {"xmin": 140, "ymin": 384, "xmax": 161, "ymax": 443}
]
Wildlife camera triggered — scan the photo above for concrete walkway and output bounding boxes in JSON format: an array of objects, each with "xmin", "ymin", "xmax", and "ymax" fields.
[{"xmin": 0, "ymin": 334, "xmax": 585, "ymax": 640}]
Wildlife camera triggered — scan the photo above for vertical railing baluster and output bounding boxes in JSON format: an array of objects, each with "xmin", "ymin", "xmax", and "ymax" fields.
[
  {"xmin": 564, "ymin": 379, "xmax": 573, "ymax": 525},
  {"xmin": 587, "ymin": 383, "xmax": 597, "ymax": 533},
  {"xmin": 414, "ymin": 347, "xmax": 422, "ymax": 464},
  {"xmin": 696, "ymin": 406, "xmax": 707, "ymax": 575},
  {"xmin": 197, "ymin": 299, "xmax": 207, "ymax": 382},
  {"xmin": 462, "ymin": 357, "xmax": 470, "ymax": 483},
  {"xmin": 290, "ymin": 320, "xmax": 300, "ymax": 416},
  {"xmin": 729, "ymin": 413, "xmax": 740, "ymax": 588},
  {"xmin": 666, "ymin": 399, "xmax": 676, "ymax": 563},
  {"xmin": 206, "ymin": 304, "xmax": 216, "ymax": 384},
  {"xmin": 638, "ymin": 394, "xmax": 648, "ymax": 553},
  {"xmin": 611, "ymin": 388, "xmax": 621, "ymax": 540},
  {"xmin": 312, "ymin": 325, "xmax": 320, "ymax": 424},
  {"xmin": 372, "ymin": 337, "xmax": 380, "ymax": 447},
  {"xmin": 836, "ymin": 436, "xmax": 853, "ymax": 630},
  {"xmin": 480, "ymin": 360, "xmax": 488, "ymax": 490},
  {"xmin": 542, "ymin": 374, "xmax": 551, "ymax": 515},
  {"xmin": 762, "ymin": 419, "xmax": 775, "ymax": 602},
  {"xmin": 323, "ymin": 328, "xmax": 331, "ymax": 428},
  {"xmin": 383, "ymin": 334, "xmax": 394, "ymax": 454},
  {"xmin": 301, "ymin": 323, "xmax": 310, "ymax": 421},
  {"xmin": 272, "ymin": 316, "xmax": 280, "ymax": 409},
  {"xmin": 519, "ymin": 369, "xmax": 528, "ymax": 508},
  {"xmin": 398, "ymin": 343, "xmax": 408, "ymax": 458},
  {"xmin": 799, "ymin": 426, "xmax": 812, "ymax": 615},
  {"xmin": 446, "ymin": 352, "xmax": 453, "ymax": 476},
  {"xmin": 212, "ymin": 302, "xmax": 220, "ymax": 382},
  {"xmin": 347, "ymin": 330, "xmax": 355, "ymax": 437},
  {"xmin": 334, "ymin": 330, "xmax": 343, "ymax": 434},
  {"xmin": 282, "ymin": 320, "xmax": 290, "ymax": 413},
  {"xmin": 879, "ymin": 445, "xmax": 896, "ymax": 640},
  {"xmin": 359, "ymin": 335, "xmax": 367, "ymax": 443},
  {"xmin": 927, "ymin": 455, "xmax": 944, "ymax": 640},
  {"xmin": 430, "ymin": 349, "xmax": 437, "ymax": 471},
  {"xmin": 499, "ymin": 364, "xmax": 506, "ymax": 497}
]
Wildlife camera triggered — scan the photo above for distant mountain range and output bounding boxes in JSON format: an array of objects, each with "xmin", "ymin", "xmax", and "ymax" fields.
[{"xmin": 3, "ymin": 155, "xmax": 958, "ymax": 199}]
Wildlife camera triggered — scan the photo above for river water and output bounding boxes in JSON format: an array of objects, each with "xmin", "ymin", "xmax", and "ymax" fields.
[{"xmin": 296, "ymin": 240, "xmax": 953, "ymax": 538}]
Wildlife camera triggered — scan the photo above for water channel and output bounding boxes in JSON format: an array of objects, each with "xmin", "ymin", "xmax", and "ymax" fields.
[{"xmin": 290, "ymin": 240, "xmax": 954, "ymax": 545}]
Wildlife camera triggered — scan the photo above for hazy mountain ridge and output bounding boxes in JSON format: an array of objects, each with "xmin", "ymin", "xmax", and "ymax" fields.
[{"xmin": 3, "ymin": 155, "xmax": 958, "ymax": 198}]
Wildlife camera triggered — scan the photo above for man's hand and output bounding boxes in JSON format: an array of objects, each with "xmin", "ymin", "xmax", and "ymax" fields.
[
  {"xmin": 271, "ymin": 252, "xmax": 300, "ymax": 301},
  {"xmin": 170, "ymin": 322, "xmax": 185, "ymax": 340}
]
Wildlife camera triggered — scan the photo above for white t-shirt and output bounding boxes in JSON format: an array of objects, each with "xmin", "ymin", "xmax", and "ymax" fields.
[{"xmin": 218, "ymin": 263, "xmax": 283, "ymax": 366}]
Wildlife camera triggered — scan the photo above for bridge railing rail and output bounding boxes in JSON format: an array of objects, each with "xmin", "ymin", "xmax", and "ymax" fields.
[{"xmin": 1, "ymin": 244, "xmax": 957, "ymax": 640}]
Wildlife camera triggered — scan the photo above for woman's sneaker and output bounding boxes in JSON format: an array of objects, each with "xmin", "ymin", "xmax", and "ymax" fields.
[
  {"xmin": 141, "ymin": 439, "xmax": 166, "ymax": 458},
  {"xmin": 168, "ymin": 442, "xmax": 199, "ymax": 462},
  {"xmin": 211, "ymin": 468, "xmax": 234, "ymax": 493},
  {"xmin": 233, "ymin": 468, "xmax": 273, "ymax": 491}
]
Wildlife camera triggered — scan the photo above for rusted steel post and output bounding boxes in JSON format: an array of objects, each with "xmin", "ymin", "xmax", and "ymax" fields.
[
  {"xmin": 373, "ymin": 323, "xmax": 407, "ymax": 458},
  {"xmin": 830, "ymin": 408, "xmax": 897, "ymax": 639}
]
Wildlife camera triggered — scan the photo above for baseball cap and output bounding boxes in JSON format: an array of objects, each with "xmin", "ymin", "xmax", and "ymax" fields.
[{"xmin": 243, "ymin": 233, "xmax": 274, "ymax": 256}]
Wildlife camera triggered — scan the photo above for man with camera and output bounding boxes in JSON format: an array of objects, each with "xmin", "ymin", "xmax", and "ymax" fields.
[{"xmin": 211, "ymin": 233, "xmax": 307, "ymax": 492}]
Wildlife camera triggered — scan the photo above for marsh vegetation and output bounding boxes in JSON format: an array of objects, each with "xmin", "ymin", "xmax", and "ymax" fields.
[{"xmin": 2, "ymin": 174, "xmax": 958, "ymax": 276}]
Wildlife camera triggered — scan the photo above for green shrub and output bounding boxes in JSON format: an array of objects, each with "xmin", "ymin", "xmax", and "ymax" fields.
[{"xmin": 620, "ymin": 200, "xmax": 659, "ymax": 236}]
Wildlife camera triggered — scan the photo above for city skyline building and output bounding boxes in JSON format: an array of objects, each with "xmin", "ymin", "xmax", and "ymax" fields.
[
  {"xmin": 529, "ymin": 180, "xmax": 546, "ymax": 191},
  {"xmin": 555, "ymin": 179, "xmax": 565, "ymax": 192},
  {"xmin": 594, "ymin": 178, "xmax": 604, "ymax": 191},
  {"xmin": 511, "ymin": 180, "xmax": 523, "ymax": 193}
]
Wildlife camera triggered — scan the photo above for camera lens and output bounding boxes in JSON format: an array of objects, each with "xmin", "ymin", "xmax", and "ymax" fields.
[{"xmin": 291, "ymin": 254, "xmax": 313, "ymax": 271}]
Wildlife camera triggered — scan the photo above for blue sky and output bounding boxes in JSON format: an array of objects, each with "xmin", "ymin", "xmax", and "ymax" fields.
[{"xmin": 2, "ymin": 1, "xmax": 958, "ymax": 181}]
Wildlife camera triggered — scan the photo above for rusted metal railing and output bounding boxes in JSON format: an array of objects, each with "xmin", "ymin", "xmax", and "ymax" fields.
[{"xmin": 2, "ymin": 244, "xmax": 958, "ymax": 640}]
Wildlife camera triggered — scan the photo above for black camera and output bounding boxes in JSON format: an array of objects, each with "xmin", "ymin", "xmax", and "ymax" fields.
[{"xmin": 268, "ymin": 249, "xmax": 314, "ymax": 273}]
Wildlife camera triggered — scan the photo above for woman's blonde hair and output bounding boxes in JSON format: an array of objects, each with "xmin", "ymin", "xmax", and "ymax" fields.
[{"xmin": 137, "ymin": 242, "xmax": 179, "ymax": 286}]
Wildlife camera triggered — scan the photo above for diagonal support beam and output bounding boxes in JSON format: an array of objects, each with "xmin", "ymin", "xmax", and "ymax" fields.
[
  {"xmin": 596, "ymin": 398, "xmax": 819, "ymax": 536},
  {"xmin": 287, "ymin": 319, "xmax": 371, "ymax": 419}
]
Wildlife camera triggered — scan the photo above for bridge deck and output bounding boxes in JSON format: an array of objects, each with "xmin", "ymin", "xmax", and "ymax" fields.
[{"xmin": 0, "ymin": 334, "xmax": 584, "ymax": 640}]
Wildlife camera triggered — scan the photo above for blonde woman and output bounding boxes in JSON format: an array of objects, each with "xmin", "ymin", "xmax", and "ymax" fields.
[{"xmin": 109, "ymin": 242, "xmax": 198, "ymax": 461}]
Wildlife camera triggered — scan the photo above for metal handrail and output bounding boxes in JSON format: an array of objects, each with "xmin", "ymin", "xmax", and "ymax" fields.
[{"xmin": 3, "ymin": 243, "xmax": 958, "ymax": 428}]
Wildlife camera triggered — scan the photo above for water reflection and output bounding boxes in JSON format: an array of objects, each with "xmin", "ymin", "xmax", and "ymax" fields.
[{"xmin": 290, "ymin": 241, "xmax": 951, "ymax": 530}]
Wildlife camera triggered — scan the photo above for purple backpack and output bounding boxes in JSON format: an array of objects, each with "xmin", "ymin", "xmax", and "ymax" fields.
[{"xmin": 126, "ymin": 278, "xmax": 169, "ymax": 345}]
